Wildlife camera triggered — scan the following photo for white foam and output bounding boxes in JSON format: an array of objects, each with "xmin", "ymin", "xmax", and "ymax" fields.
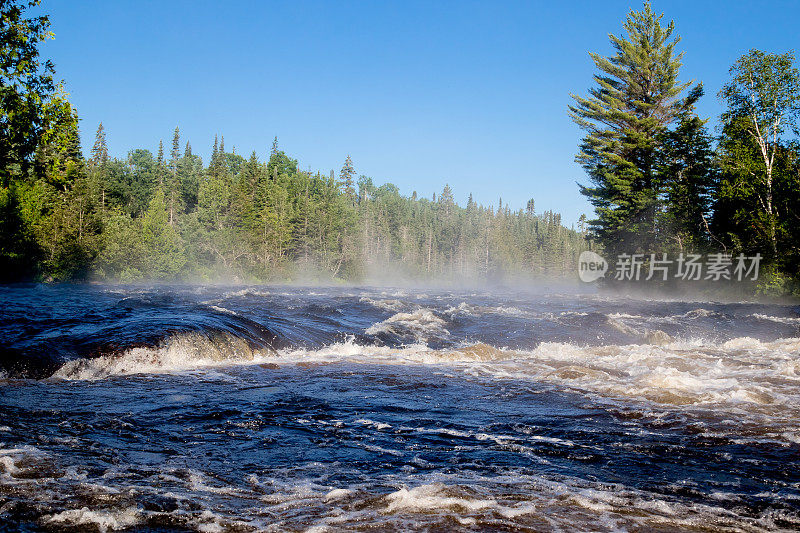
[
  {"xmin": 355, "ymin": 418, "xmax": 391, "ymax": 430},
  {"xmin": 45, "ymin": 507, "xmax": 140, "ymax": 532},
  {"xmin": 365, "ymin": 309, "xmax": 449, "ymax": 341},
  {"xmin": 385, "ymin": 483, "xmax": 497, "ymax": 513},
  {"xmin": 443, "ymin": 302, "xmax": 478, "ymax": 316},
  {"xmin": 223, "ymin": 288, "xmax": 271, "ymax": 298},
  {"xmin": 207, "ymin": 304, "xmax": 239, "ymax": 316},
  {"xmin": 722, "ymin": 337, "xmax": 764, "ymax": 350},
  {"xmin": 359, "ymin": 297, "xmax": 406, "ymax": 312},
  {"xmin": 752, "ymin": 313, "xmax": 800, "ymax": 325},
  {"xmin": 324, "ymin": 488, "xmax": 353, "ymax": 501},
  {"xmin": 0, "ymin": 446, "xmax": 47, "ymax": 477},
  {"xmin": 52, "ymin": 331, "xmax": 268, "ymax": 380}
]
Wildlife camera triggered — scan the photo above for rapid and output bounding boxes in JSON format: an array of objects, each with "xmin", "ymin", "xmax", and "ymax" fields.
[{"xmin": 1, "ymin": 284, "xmax": 799, "ymax": 531}]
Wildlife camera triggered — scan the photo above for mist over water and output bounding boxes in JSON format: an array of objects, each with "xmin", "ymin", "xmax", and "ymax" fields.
[{"xmin": 1, "ymin": 284, "xmax": 799, "ymax": 531}]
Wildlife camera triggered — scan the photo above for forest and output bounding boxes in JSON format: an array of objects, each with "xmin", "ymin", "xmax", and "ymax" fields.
[
  {"xmin": 2, "ymin": 1, "xmax": 799, "ymax": 293},
  {"xmin": 0, "ymin": 0, "xmax": 585, "ymax": 283},
  {"xmin": 570, "ymin": 2, "xmax": 800, "ymax": 295},
  {"xmin": 9, "ymin": 124, "xmax": 587, "ymax": 282}
]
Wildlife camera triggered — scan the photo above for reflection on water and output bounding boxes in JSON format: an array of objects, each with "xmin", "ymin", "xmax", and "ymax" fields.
[{"xmin": 1, "ymin": 284, "xmax": 799, "ymax": 531}]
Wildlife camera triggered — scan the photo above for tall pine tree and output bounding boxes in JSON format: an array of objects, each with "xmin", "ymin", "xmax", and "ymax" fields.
[
  {"xmin": 569, "ymin": 1, "xmax": 695, "ymax": 255},
  {"xmin": 338, "ymin": 154, "xmax": 356, "ymax": 201},
  {"xmin": 90, "ymin": 123, "xmax": 108, "ymax": 168}
]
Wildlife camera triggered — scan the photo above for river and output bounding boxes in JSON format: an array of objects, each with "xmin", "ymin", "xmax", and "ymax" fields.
[{"xmin": 1, "ymin": 284, "xmax": 799, "ymax": 531}]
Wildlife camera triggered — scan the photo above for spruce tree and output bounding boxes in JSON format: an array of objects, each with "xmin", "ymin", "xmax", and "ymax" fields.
[
  {"xmin": 569, "ymin": 1, "xmax": 695, "ymax": 254},
  {"xmin": 170, "ymin": 127, "xmax": 180, "ymax": 174},
  {"xmin": 179, "ymin": 140, "xmax": 199, "ymax": 211},
  {"xmin": 90, "ymin": 123, "xmax": 108, "ymax": 168},
  {"xmin": 168, "ymin": 126, "xmax": 181, "ymax": 225},
  {"xmin": 526, "ymin": 199, "xmax": 535, "ymax": 216},
  {"xmin": 339, "ymin": 155, "xmax": 356, "ymax": 199},
  {"xmin": 657, "ymin": 111, "xmax": 716, "ymax": 252}
]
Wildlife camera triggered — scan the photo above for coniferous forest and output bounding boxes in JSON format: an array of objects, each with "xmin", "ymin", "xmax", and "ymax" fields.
[
  {"xmin": 3, "ymin": 1, "xmax": 800, "ymax": 294},
  {"xmin": 0, "ymin": 2, "xmax": 587, "ymax": 284},
  {"xmin": 14, "ymin": 124, "xmax": 587, "ymax": 282}
]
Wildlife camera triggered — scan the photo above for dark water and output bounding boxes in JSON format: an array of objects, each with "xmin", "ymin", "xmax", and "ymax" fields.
[{"xmin": 1, "ymin": 284, "xmax": 800, "ymax": 531}]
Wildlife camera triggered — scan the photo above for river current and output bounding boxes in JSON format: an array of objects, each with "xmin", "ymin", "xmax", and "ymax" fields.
[{"xmin": 1, "ymin": 284, "xmax": 799, "ymax": 531}]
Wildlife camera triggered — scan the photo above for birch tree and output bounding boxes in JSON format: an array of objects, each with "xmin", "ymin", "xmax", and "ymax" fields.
[{"xmin": 719, "ymin": 50, "xmax": 800, "ymax": 254}]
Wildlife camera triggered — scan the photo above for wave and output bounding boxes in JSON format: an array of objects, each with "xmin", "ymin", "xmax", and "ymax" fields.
[
  {"xmin": 751, "ymin": 313, "xmax": 800, "ymax": 325},
  {"xmin": 359, "ymin": 297, "xmax": 406, "ymax": 313},
  {"xmin": 256, "ymin": 336, "xmax": 800, "ymax": 443},
  {"xmin": 365, "ymin": 309, "xmax": 450, "ymax": 342},
  {"xmin": 45, "ymin": 507, "xmax": 141, "ymax": 531},
  {"xmin": 32, "ymin": 332, "xmax": 800, "ymax": 426},
  {"xmin": 52, "ymin": 331, "xmax": 273, "ymax": 380},
  {"xmin": 606, "ymin": 316, "xmax": 673, "ymax": 344},
  {"xmin": 385, "ymin": 483, "xmax": 497, "ymax": 513},
  {"xmin": 13, "ymin": 326, "xmax": 799, "ymax": 440}
]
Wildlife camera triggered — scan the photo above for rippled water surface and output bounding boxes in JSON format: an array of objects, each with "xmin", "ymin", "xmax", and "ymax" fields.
[{"xmin": 1, "ymin": 284, "xmax": 799, "ymax": 531}]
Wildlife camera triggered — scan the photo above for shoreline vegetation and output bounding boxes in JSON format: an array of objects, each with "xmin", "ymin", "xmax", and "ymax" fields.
[
  {"xmin": 1, "ymin": 1, "xmax": 799, "ymax": 297},
  {"xmin": 0, "ymin": 3, "xmax": 588, "ymax": 285},
  {"xmin": 569, "ymin": 2, "xmax": 800, "ymax": 298},
  {"xmin": 4, "ymin": 124, "xmax": 590, "ymax": 283}
]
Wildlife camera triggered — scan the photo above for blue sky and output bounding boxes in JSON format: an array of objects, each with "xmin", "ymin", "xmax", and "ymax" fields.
[{"xmin": 40, "ymin": 0, "xmax": 800, "ymax": 226}]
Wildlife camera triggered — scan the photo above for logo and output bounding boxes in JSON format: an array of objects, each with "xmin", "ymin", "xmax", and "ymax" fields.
[{"xmin": 578, "ymin": 251, "xmax": 608, "ymax": 282}]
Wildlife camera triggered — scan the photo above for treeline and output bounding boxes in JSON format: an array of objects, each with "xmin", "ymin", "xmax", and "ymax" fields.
[
  {"xmin": 571, "ymin": 2, "xmax": 800, "ymax": 295},
  {"xmin": 13, "ymin": 125, "xmax": 586, "ymax": 282},
  {"xmin": 0, "ymin": 3, "xmax": 586, "ymax": 283}
]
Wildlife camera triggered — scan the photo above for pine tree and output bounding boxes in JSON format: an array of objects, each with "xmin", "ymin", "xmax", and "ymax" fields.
[
  {"xmin": 439, "ymin": 184, "xmax": 454, "ymax": 207},
  {"xmin": 170, "ymin": 127, "xmax": 180, "ymax": 174},
  {"xmin": 179, "ymin": 140, "xmax": 199, "ymax": 211},
  {"xmin": 526, "ymin": 198, "xmax": 535, "ymax": 216},
  {"xmin": 90, "ymin": 123, "xmax": 108, "ymax": 168},
  {"xmin": 210, "ymin": 135, "xmax": 222, "ymax": 177},
  {"xmin": 569, "ymin": 1, "xmax": 695, "ymax": 255},
  {"xmin": 168, "ymin": 126, "xmax": 181, "ymax": 225},
  {"xmin": 338, "ymin": 154, "xmax": 356, "ymax": 200}
]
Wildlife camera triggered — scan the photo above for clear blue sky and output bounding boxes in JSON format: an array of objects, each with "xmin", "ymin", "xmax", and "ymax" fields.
[{"xmin": 39, "ymin": 0, "xmax": 800, "ymax": 227}]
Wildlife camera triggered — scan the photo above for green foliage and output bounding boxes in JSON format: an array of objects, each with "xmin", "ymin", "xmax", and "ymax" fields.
[
  {"xmin": 755, "ymin": 266, "xmax": 792, "ymax": 298},
  {"xmin": 0, "ymin": 0, "xmax": 55, "ymax": 187},
  {"xmin": 0, "ymin": 184, "xmax": 39, "ymax": 279},
  {"xmin": 59, "ymin": 135, "xmax": 587, "ymax": 282},
  {"xmin": 569, "ymin": 1, "xmax": 698, "ymax": 255},
  {"xmin": 656, "ymin": 113, "xmax": 717, "ymax": 252},
  {"xmin": 716, "ymin": 50, "xmax": 800, "ymax": 258},
  {"xmin": 570, "ymin": 4, "xmax": 800, "ymax": 296},
  {"xmin": 96, "ymin": 189, "xmax": 186, "ymax": 280},
  {"xmin": 140, "ymin": 188, "xmax": 186, "ymax": 277}
]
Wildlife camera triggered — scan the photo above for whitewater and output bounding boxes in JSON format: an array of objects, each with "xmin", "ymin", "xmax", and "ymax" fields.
[{"xmin": 1, "ymin": 284, "xmax": 799, "ymax": 531}]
